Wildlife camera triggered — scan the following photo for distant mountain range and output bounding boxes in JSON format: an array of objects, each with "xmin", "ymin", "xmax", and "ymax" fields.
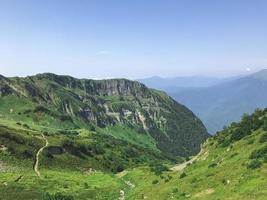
[
  {"xmin": 139, "ymin": 69, "xmax": 267, "ymax": 134},
  {"xmin": 138, "ymin": 75, "xmax": 238, "ymax": 93}
]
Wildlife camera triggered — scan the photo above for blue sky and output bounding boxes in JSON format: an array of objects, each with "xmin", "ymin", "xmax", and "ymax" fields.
[{"xmin": 0, "ymin": 0, "xmax": 267, "ymax": 78}]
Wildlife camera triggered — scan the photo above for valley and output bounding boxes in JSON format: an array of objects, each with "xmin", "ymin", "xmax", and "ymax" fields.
[
  {"xmin": 140, "ymin": 69, "xmax": 267, "ymax": 134},
  {"xmin": 1, "ymin": 1, "xmax": 266, "ymax": 199},
  {"xmin": 0, "ymin": 74, "xmax": 266, "ymax": 200}
]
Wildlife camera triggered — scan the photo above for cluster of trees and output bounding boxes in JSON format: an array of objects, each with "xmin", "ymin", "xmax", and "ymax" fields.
[
  {"xmin": 214, "ymin": 108, "xmax": 267, "ymax": 169},
  {"xmin": 216, "ymin": 108, "xmax": 267, "ymax": 147},
  {"xmin": 149, "ymin": 162, "xmax": 169, "ymax": 175},
  {"xmin": 0, "ymin": 125, "xmax": 42, "ymax": 159},
  {"xmin": 248, "ymin": 145, "xmax": 267, "ymax": 169},
  {"xmin": 51, "ymin": 132, "xmax": 170, "ymax": 173}
]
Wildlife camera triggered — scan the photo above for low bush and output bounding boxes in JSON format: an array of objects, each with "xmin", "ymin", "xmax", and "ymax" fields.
[
  {"xmin": 180, "ymin": 172, "xmax": 187, "ymax": 179},
  {"xmin": 221, "ymin": 179, "xmax": 227, "ymax": 185},
  {"xmin": 247, "ymin": 159, "xmax": 262, "ymax": 169},
  {"xmin": 259, "ymin": 132, "xmax": 267, "ymax": 143},
  {"xmin": 208, "ymin": 163, "xmax": 217, "ymax": 168},
  {"xmin": 249, "ymin": 145, "xmax": 267, "ymax": 159},
  {"xmin": 149, "ymin": 162, "xmax": 169, "ymax": 175},
  {"xmin": 22, "ymin": 124, "xmax": 30, "ymax": 129},
  {"xmin": 172, "ymin": 188, "xmax": 179, "ymax": 193}
]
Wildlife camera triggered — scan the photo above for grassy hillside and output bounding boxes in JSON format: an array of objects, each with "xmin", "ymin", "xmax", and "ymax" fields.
[
  {"xmin": 119, "ymin": 108, "xmax": 267, "ymax": 199},
  {"xmin": 2, "ymin": 73, "xmax": 266, "ymax": 200},
  {"xmin": 0, "ymin": 108, "xmax": 266, "ymax": 199},
  {"xmin": 0, "ymin": 118, "xmax": 175, "ymax": 199},
  {"xmin": 0, "ymin": 73, "xmax": 208, "ymax": 156},
  {"xmin": 0, "ymin": 73, "xmax": 208, "ymax": 199}
]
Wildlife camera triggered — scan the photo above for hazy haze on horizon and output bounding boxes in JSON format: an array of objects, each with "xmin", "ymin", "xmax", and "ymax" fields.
[{"xmin": 0, "ymin": 0, "xmax": 267, "ymax": 79}]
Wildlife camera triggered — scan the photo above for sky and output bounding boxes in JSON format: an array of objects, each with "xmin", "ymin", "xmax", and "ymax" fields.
[{"xmin": 0, "ymin": 0, "xmax": 267, "ymax": 79}]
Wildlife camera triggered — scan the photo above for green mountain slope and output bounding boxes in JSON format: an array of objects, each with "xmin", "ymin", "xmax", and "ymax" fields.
[
  {"xmin": 0, "ymin": 73, "xmax": 208, "ymax": 156},
  {"xmin": 0, "ymin": 73, "xmax": 210, "ymax": 199},
  {"xmin": 0, "ymin": 73, "xmax": 266, "ymax": 199},
  {"xmin": 0, "ymin": 108, "xmax": 266, "ymax": 199},
  {"xmin": 120, "ymin": 108, "xmax": 267, "ymax": 199}
]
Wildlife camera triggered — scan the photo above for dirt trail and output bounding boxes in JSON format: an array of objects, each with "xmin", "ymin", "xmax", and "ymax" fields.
[
  {"xmin": 34, "ymin": 134, "xmax": 48, "ymax": 177},
  {"xmin": 119, "ymin": 190, "xmax": 125, "ymax": 200},
  {"xmin": 170, "ymin": 146, "xmax": 205, "ymax": 172},
  {"xmin": 194, "ymin": 188, "xmax": 214, "ymax": 197}
]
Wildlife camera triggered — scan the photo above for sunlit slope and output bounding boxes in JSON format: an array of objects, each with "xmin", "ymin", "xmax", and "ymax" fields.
[
  {"xmin": 0, "ymin": 73, "xmax": 208, "ymax": 157},
  {"xmin": 121, "ymin": 109, "xmax": 267, "ymax": 200}
]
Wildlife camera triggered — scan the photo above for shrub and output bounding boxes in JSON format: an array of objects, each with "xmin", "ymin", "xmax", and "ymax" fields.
[
  {"xmin": 167, "ymin": 174, "xmax": 173, "ymax": 180},
  {"xmin": 172, "ymin": 188, "xmax": 179, "ymax": 193},
  {"xmin": 84, "ymin": 182, "xmax": 89, "ymax": 189},
  {"xmin": 115, "ymin": 164, "xmax": 124, "ymax": 173},
  {"xmin": 89, "ymin": 124, "xmax": 96, "ymax": 131},
  {"xmin": 22, "ymin": 124, "xmax": 30, "ymax": 129},
  {"xmin": 179, "ymin": 172, "xmax": 187, "ymax": 179},
  {"xmin": 34, "ymin": 105, "xmax": 50, "ymax": 113},
  {"xmin": 247, "ymin": 160, "xmax": 262, "ymax": 169},
  {"xmin": 263, "ymin": 120, "xmax": 267, "ymax": 132},
  {"xmin": 149, "ymin": 162, "xmax": 169, "ymax": 175},
  {"xmin": 249, "ymin": 145, "xmax": 267, "ymax": 159},
  {"xmin": 191, "ymin": 177, "xmax": 197, "ymax": 183},
  {"xmin": 221, "ymin": 179, "xmax": 227, "ymax": 185},
  {"xmin": 259, "ymin": 132, "xmax": 267, "ymax": 143},
  {"xmin": 164, "ymin": 179, "xmax": 170, "ymax": 183},
  {"xmin": 152, "ymin": 179, "xmax": 159, "ymax": 184},
  {"xmin": 208, "ymin": 163, "xmax": 217, "ymax": 168}
]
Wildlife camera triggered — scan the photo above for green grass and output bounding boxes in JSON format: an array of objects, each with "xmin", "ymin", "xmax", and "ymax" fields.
[
  {"xmin": 0, "ymin": 73, "xmax": 209, "ymax": 157},
  {"xmin": 120, "ymin": 129, "xmax": 267, "ymax": 200},
  {"xmin": 98, "ymin": 124, "xmax": 157, "ymax": 151},
  {"xmin": 1, "ymin": 126, "xmax": 266, "ymax": 199},
  {"xmin": 0, "ymin": 169, "xmax": 124, "ymax": 200},
  {"xmin": 0, "ymin": 74, "xmax": 266, "ymax": 199}
]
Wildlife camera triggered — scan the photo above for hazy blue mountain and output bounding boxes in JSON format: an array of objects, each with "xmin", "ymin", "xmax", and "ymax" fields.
[
  {"xmin": 169, "ymin": 69, "xmax": 267, "ymax": 134},
  {"xmin": 138, "ymin": 75, "xmax": 233, "ymax": 93}
]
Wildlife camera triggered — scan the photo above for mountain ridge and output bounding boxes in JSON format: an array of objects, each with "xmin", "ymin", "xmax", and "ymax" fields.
[
  {"xmin": 139, "ymin": 69, "xmax": 267, "ymax": 134},
  {"xmin": 0, "ymin": 73, "xmax": 209, "ymax": 156}
]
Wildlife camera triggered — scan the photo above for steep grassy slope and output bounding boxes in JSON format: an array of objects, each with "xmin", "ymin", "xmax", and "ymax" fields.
[
  {"xmin": 0, "ymin": 108, "xmax": 266, "ymax": 199},
  {"xmin": 121, "ymin": 108, "xmax": 267, "ymax": 199},
  {"xmin": 0, "ymin": 73, "xmax": 208, "ymax": 156}
]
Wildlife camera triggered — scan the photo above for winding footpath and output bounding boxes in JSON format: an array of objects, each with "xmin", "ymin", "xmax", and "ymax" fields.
[
  {"xmin": 34, "ymin": 133, "xmax": 48, "ymax": 177},
  {"xmin": 170, "ymin": 146, "xmax": 205, "ymax": 172}
]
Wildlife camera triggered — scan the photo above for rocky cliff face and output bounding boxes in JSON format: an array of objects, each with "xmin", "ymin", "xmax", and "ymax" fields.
[{"xmin": 0, "ymin": 73, "xmax": 209, "ymax": 156}]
